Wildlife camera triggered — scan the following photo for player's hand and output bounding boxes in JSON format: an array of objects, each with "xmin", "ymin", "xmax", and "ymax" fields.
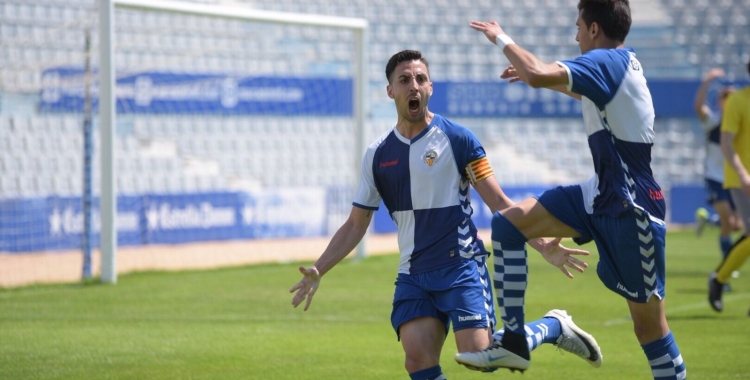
[
  {"xmin": 538, "ymin": 238, "xmax": 589, "ymax": 279},
  {"xmin": 500, "ymin": 65, "xmax": 524, "ymax": 83},
  {"xmin": 469, "ymin": 21, "xmax": 506, "ymax": 45},
  {"xmin": 289, "ymin": 265, "xmax": 321, "ymax": 311},
  {"xmin": 705, "ymin": 68, "xmax": 725, "ymax": 82}
]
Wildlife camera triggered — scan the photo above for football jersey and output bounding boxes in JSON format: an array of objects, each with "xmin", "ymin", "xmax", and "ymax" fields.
[
  {"xmin": 557, "ymin": 48, "xmax": 665, "ymax": 220},
  {"xmin": 721, "ymin": 87, "xmax": 750, "ymax": 189},
  {"xmin": 700, "ymin": 111, "xmax": 725, "ymax": 183},
  {"xmin": 353, "ymin": 114, "xmax": 489, "ymax": 274}
]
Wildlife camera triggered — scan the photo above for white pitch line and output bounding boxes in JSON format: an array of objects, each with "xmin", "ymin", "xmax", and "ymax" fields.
[{"xmin": 604, "ymin": 292, "xmax": 750, "ymax": 326}]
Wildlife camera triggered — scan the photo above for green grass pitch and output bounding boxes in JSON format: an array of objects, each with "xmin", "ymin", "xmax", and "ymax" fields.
[{"xmin": 1, "ymin": 229, "xmax": 749, "ymax": 379}]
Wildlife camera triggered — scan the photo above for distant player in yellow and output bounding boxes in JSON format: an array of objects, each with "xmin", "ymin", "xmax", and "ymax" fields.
[
  {"xmin": 693, "ymin": 68, "xmax": 740, "ymax": 266},
  {"xmin": 708, "ymin": 59, "xmax": 750, "ymax": 315}
]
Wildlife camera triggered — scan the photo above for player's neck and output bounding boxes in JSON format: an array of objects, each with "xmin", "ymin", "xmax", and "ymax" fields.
[
  {"xmin": 396, "ymin": 112, "xmax": 433, "ymax": 139},
  {"xmin": 595, "ymin": 38, "xmax": 625, "ymax": 50}
]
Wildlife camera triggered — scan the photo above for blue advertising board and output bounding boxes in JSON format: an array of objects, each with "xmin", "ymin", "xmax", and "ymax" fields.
[
  {"xmin": 429, "ymin": 79, "xmax": 750, "ymax": 118},
  {"xmin": 40, "ymin": 68, "xmax": 353, "ymax": 116}
]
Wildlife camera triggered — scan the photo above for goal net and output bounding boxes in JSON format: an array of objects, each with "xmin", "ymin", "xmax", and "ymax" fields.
[{"xmin": 0, "ymin": 0, "xmax": 368, "ymax": 286}]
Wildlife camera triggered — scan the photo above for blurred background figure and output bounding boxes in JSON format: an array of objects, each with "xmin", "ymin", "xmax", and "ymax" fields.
[
  {"xmin": 708, "ymin": 59, "xmax": 750, "ymax": 315},
  {"xmin": 692, "ymin": 68, "xmax": 742, "ymax": 274}
]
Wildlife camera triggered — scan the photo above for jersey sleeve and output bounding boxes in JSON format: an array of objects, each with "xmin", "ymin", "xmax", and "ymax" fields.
[
  {"xmin": 352, "ymin": 146, "xmax": 381, "ymax": 210},
  {"xmin": 453, "ymin": 127, "xmax": 486, "ymax": 173},
  {"xmin": 557, "ymin": 49, "xmax": 629, "ymax": 109},
  {"xmin": 721, "ymin": 93, "xmax": 743, "ymax": 135}
]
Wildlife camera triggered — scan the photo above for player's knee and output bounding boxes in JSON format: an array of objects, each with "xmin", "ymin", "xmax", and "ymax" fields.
[{"xmin": 404, "ymin": 353, "xmax": 439, "ymax": 373}]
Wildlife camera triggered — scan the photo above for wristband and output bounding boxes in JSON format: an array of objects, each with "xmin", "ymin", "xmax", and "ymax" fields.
[{"xmin": 496, "ymin": 34, "xmax": 515, "ymax": 48}]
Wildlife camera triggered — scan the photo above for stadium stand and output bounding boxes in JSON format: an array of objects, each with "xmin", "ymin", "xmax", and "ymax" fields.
[{"xmin": 0, "ymin": 0, "xmax": 747, "ymax": 201}]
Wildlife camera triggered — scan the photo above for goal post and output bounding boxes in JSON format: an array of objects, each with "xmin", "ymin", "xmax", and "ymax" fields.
[{"xmin": 96, "ymin": 0, "xmax": 370, "ymax": 283}]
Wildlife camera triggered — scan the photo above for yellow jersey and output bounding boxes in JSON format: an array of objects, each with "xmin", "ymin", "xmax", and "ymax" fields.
[{"xmin": 721, "ymin": 86, "xmax": 750, "ymax": 189}]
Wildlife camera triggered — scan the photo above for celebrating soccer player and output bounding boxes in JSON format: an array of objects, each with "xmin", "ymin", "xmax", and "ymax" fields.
[
  {"xmin": 458, "ymin": 1, "xmax": 687, "ymax": 378},
  {"xmin": 291, "ymin": 50, "xmax": 600, "ymax": 380}
]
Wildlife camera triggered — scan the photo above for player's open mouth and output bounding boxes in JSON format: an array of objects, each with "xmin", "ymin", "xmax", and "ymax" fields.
[{"xmin": 408, "ymin": 98, "xmax": 420, "ymax": 111}]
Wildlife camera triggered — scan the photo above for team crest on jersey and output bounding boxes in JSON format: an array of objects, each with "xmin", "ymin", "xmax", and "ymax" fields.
[{"xmin": 423, "ymin": 150, "xmax": 438, "ymax": 167}]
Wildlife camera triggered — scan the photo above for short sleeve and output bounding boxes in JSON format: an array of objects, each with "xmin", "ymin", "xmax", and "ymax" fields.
[
  {"xmin": 352, "ymin": 146, "xmax": 381, "ymax": 210},
  {"xmin": 557, "ymin": 49, "xmax": 629, "ymax": 109}
]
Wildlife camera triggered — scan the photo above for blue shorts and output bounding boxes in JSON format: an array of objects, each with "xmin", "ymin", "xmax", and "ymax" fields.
[
  {"xmin": 537, "ymin": 185, "xmax": 667, "ymax": 303},
  {"xmin": 391, "ymin": 255, "xmax": 496, "ymax": 339},
  {"xmin": 705, "ymin": 178, "xmax": 735, "ymax": 208}
]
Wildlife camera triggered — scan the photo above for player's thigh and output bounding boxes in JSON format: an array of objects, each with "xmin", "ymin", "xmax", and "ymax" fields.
[
  {"xmin": 399, "ymin": 316, "xmax": 447, "ymax": 365},
  {"xmin": 501, "ymin": 197, "xmax": 581, "ymax": 239},
  {"xmin": 391, "ymin": 274, "xmax": 449, "ymax": 339}
]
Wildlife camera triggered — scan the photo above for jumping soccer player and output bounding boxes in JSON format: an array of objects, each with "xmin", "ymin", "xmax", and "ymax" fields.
[{"xmin": 458, "ymin": 1, "xmax": 686, "ymax": 378}]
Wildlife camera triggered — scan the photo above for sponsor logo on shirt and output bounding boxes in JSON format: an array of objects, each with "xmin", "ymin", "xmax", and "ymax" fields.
[
  {"xmin": 380, "ymin": 159, "xmax": 398, "ymax": 168},
  {"xmin": 649, "ymin": 189, "xmax": 664, "ymax": 200}
]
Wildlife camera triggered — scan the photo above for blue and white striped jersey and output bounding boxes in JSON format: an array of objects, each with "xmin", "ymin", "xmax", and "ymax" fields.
[
  {"xmin": 558, "ymin": 48, "xmax": 666, "ymax": 220},
  {"xmin": 353, "ymin": 114, "xmax": 489, "ymax": 274}
]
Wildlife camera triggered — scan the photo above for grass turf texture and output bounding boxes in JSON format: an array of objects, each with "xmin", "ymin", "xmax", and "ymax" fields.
[{"xmin": 1, "ymin": 230, "xmax": 749, "ymax": 379}]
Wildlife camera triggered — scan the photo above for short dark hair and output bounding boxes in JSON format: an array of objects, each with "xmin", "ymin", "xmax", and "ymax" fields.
[
  {"xmin": 578, "ymin": 0, "xmax": 631, "ymax": 42},
  {"xmin": 385, "ymin": 50, "xmax": 429, "ymax": 83}
]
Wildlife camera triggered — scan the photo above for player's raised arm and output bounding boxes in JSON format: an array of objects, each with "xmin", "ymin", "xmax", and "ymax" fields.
[
  {"xmin": 470, "ymin": 21, "xmax": 569, "ymax": 89},
  {"xmin": 289, "ymin": 206, "xmax": 373, "ymax": 311}
]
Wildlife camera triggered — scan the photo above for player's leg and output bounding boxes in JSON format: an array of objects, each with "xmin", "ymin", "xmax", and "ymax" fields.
[
  {"xmin": 713, "ymin": 192, "xmax": 735, "ymax": 259},
  {"xmin": 399, "ymin": 317, "xmax": 449, "ymax": 379},
  {"xmin": 455, "ymin": 186, "xmax": 586, "ymax": 371},
  {"xmin": 596, "ymin": 208, "xmax": 686, "ymax": 379},
  {"xmin": 627, "ymin": 298, "xmax": 686, "ymax": 380},
  {"xmin": 454, "ymin": 310, "xmax": 602, "ymax": 371},
  {"xmin": 491, "ymin": 191, "xmax": 582, "ymax": 356},
  {"xmin": 710, "ymin": 189, "xmax": 750, "ymax": 311},
  {"xmin": 392, "ymin": 274, "xmax": 451, "ymax": 379}
]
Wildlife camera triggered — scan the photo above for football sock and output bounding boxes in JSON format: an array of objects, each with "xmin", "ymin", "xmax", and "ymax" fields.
[
  {"xmin": 491, "ymin": 212, "xmax": 528, "ymax": 357},
  {"xmin": 642, "ymin": 332, "xmax": 686, "ymax": 380},
  {"xmin": 719, "ymin": 236, "xmax": 733, "ymax": 259},
  {"xmin": 492, "ymin": 316, "xmax": 562, "ymax": 352},
  {"xmin": 409, "ymin": 365, "xmax": 446, "ymax": 380},
  {"xmin": 717, "ymin": 235, "xmax": 750, "ymax": 283}
]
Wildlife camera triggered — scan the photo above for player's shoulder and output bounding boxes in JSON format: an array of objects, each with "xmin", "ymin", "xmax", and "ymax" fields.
[
  {"xmin": 431, "ymin": 113, "xmax": 475, "ymax": 138},
  {"xmin": 366, "ymin": 126, "xmax": 396, "ymax": 151}
]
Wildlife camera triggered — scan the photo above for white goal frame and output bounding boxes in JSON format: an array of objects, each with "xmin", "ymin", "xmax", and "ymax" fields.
[{"xmin": 99, "ymin": 0, "xmax": 369, "ymax": 283}]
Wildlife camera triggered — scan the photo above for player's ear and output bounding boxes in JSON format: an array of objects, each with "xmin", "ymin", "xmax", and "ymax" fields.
[
  {"xmin": 590, "ymin": 22, "xmax": 600, "ymax": 39},
  {"xmin": 386, "ymin": 84, "xmax": 394, "ymax": 99}
]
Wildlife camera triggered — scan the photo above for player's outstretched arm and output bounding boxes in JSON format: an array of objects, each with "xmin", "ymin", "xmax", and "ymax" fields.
[
  {"xmin": 289, "ymin": 206, "xmax": 373, "ymax": 311},
  {"xmin": 500, "ymin": 65, "xmax": 581, "ymax": 100},
  {"xmin": 470, "ymin": 20, "xmax": 568, "ymax": 89},
  {"xmin": 694, "ymin": 68, "xmax": 724, "ymax": 121}
]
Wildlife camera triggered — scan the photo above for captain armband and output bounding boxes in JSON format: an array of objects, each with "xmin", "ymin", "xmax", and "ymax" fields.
[{"xmin": 465, "ymin": 157, "xmax": 494, "ymax": 185}]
